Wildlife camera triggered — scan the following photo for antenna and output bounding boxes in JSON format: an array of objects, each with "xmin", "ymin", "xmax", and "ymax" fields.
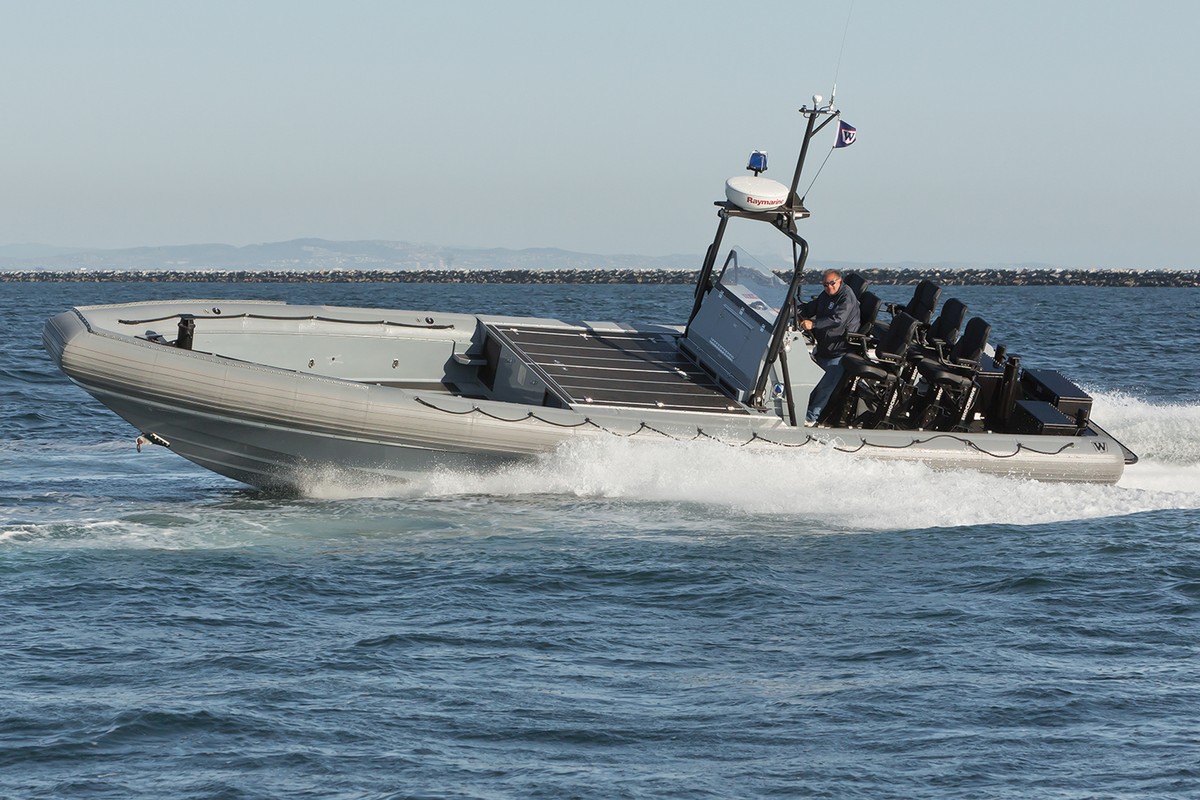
[{"xmin": 831, "ymin": 0, "xmax": 855, "ymax": 92}]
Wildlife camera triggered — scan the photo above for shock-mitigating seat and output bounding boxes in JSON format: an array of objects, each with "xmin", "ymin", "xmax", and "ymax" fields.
[
  {"xmin": 834, "ymin": 311, "xmax": 921, "ymax": 428},
  {"xmin": 915, "ymin": 316, "xmax": 991, "ymax": 431}
]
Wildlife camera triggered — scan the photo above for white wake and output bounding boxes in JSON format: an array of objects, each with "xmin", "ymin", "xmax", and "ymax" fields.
[{"xmin": 301, "ymin": 390, "xmax": 1200, "ymax": 530}]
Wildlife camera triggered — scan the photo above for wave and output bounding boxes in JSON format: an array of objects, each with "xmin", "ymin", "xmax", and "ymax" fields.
[
  {"xmin": 1088, "ymin": 390, "xmax": 1200, "ymax": 465},
  {"xmin": 6, "ymin": 393, "xmax": 1198, "ymax": 541},
  {"xmin": 300, "ymin": 399, "xmax": 1200, "ymax": 530},
  {"xmin": 0, "ymin": 438, "xmax": 136, "ymax": 454}
]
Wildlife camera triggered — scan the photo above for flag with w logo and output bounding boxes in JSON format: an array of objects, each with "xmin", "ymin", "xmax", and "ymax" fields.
[{"xmin": 835, "ymin": 120, "xmax": 857, "ymax": 148}]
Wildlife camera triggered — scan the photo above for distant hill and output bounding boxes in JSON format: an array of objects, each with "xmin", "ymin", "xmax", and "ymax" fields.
[
  {"xmin": 0, "ymin": 238, "xmax": 703, "ymax": 272},
  {"xmin": 0, "ymin": 237, "xmax": 1074, "ymax": 274}
]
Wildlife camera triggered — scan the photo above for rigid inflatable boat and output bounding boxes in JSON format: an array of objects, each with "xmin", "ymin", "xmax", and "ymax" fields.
[{"xmin": 43, "ymin": 101, "xmax": 1136, "ymax": 489}]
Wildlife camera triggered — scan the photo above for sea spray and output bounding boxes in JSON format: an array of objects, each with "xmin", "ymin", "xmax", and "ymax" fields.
[
  {"xmin": 294, "ymin": 407, "xmax": 1200, "ymax": 530},
  {"xmin": 1089, "ymin": 390, "xmax": 1200, "ymax": 465}
]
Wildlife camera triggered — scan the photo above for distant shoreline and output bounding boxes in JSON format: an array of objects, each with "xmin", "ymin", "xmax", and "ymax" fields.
[{"xmin": 2, "ymin": 268, "xmax": 1198, "ymax": 287}]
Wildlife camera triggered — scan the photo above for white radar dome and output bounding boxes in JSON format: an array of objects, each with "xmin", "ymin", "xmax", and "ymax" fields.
[{"xmin": 725, "ymin": 175, "xmax": 789, "ymax": 212}]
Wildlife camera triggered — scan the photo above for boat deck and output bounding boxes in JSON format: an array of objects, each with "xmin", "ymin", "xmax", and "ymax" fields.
[{"xmin": 485, "ymin": 324, "xmax": 745, "ymax": 414}]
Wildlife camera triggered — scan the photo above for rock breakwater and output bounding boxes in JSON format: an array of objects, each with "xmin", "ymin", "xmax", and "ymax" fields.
[{"xmin": 2, "ymin": 267, "xmax": 1197, "ymax": 286}]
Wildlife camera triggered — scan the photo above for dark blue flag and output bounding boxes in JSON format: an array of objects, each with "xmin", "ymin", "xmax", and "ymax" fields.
[{"xmin": 835, "ymin": 120, "xmax": 857, "ymax": 148}]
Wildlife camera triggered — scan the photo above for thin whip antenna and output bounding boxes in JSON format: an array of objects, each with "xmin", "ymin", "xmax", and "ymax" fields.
[
  {"xmin": 806, "ymin": 0, "xmax": 855, "ymax": 200},
  {"xmin": 831, "ymin": 0, "xmax": 855, "ymax": 103}
]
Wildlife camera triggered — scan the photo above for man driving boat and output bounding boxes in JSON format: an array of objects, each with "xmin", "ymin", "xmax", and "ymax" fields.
[{"xmin": 798, "ymin": 269, "xmax": 860, "ymax": 426}]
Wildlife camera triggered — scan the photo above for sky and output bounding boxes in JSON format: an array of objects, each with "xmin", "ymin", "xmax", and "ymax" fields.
[{"xmin": 2, "ymin": 0, "xmax": 1197, "ymax": 268}]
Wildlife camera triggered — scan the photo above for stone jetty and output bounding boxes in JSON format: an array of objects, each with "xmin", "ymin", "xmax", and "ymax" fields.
[{"xmin": 2, "ymin": 267, "xmax": 1197, "ymax": 286}]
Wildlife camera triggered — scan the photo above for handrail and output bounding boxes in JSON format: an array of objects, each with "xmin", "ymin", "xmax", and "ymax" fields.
[
  {"xmin": 685, "ymin": 210, "xmax": 730, "ymax": 332},
  {"xmin": 752, "ymin": 220, "xmax": 809, "ymax": 406},
  {"xmin": 118, "ymin": 312, "xmax": 455, "ymax": 330}
]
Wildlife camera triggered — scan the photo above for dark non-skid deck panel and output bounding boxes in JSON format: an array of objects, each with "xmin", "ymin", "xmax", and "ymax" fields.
[
  {"xmin": 488, "ymin": 324, "xmax": 746, "ymax": 413},
  {"xmin": 543, "ymin": 369, "xmax": 729, "ymax": 397}
]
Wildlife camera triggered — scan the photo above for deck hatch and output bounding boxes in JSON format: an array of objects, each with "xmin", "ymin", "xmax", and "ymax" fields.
[{"xmin": 484, "ymin": 324, "xmax": 746, "ymax": 413}]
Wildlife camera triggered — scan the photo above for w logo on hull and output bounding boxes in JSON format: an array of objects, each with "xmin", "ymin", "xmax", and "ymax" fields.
[{"xmin": 1093, "ymin": 441, "xmax": 1108, "ymax": 452}]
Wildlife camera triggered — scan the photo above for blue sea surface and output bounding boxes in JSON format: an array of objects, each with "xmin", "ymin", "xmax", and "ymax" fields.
[{"xmin": 3, "ymin": 281, "xmax": 1199, "ymax": 798}]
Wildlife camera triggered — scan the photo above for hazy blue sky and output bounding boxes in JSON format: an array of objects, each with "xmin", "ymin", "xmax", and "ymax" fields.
[{"xmin": 2, "ymin": 1, "xmax": 1196, "ymax": 268}]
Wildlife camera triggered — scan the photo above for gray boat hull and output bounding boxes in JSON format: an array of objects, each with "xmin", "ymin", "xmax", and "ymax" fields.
[{"xmin": 43, "ymin": 300, "xmax": 1128, "ymax": 489}]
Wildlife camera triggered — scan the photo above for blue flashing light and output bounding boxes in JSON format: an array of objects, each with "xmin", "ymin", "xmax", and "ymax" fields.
[{"xmin": 747, "ymin": 150, "xmax": 768, "ymax": 175}]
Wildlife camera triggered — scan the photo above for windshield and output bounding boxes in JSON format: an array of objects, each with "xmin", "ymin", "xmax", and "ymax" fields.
[{"xmin": 714, "ymin": 246, "xmax": 792, "ymax": 325}]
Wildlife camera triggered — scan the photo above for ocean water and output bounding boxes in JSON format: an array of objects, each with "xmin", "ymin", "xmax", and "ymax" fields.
[{"xmin": 3, "ymin": 280, "xmax": 1199, "ymax": 799}]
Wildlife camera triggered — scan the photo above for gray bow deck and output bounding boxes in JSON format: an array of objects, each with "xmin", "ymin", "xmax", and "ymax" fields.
[{"xmin": 486, "ymin": 324, "xmax": 745, "ymax": 414}]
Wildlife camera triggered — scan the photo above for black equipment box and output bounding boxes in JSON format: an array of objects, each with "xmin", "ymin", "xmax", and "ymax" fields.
[
  {"xmin": 1021, "ymin": 368, "xmax": 1092, "ymax": 420},
  {"xmin": 973, "ymin": 355, "xmax": 1005, "ymax": 414},
  {"xmin": 1011, "ymin": 399, "xmax": 1078, "ymax": 436}
]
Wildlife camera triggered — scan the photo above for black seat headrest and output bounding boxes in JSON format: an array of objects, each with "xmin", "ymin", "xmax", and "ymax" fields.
[
  {"xmin": 857, "ymin": 291, "xmax": 882, "ymax": 334},
  {"xmin": 929, "ymin": 297, "xmax": 968, "ymax": 346},
  {"xmin": 950, "ymin": 317, "xmax": 990, "ymax": 366},
  {"xmin": 881, "ymin": 311, "xmax": 920, "ymax": 360},
  {"xmin": 843, "ymin": 272, "xmax": 869, "ymax": 299},
  {"xmin": 905, "ymin": 280, "xmax": 941, "ymax": 325}
]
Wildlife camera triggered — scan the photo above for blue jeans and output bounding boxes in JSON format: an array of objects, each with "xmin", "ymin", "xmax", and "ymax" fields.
[{"xmin": 806, "ymin": 355, "xmax": 844, "ymax": 423}]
